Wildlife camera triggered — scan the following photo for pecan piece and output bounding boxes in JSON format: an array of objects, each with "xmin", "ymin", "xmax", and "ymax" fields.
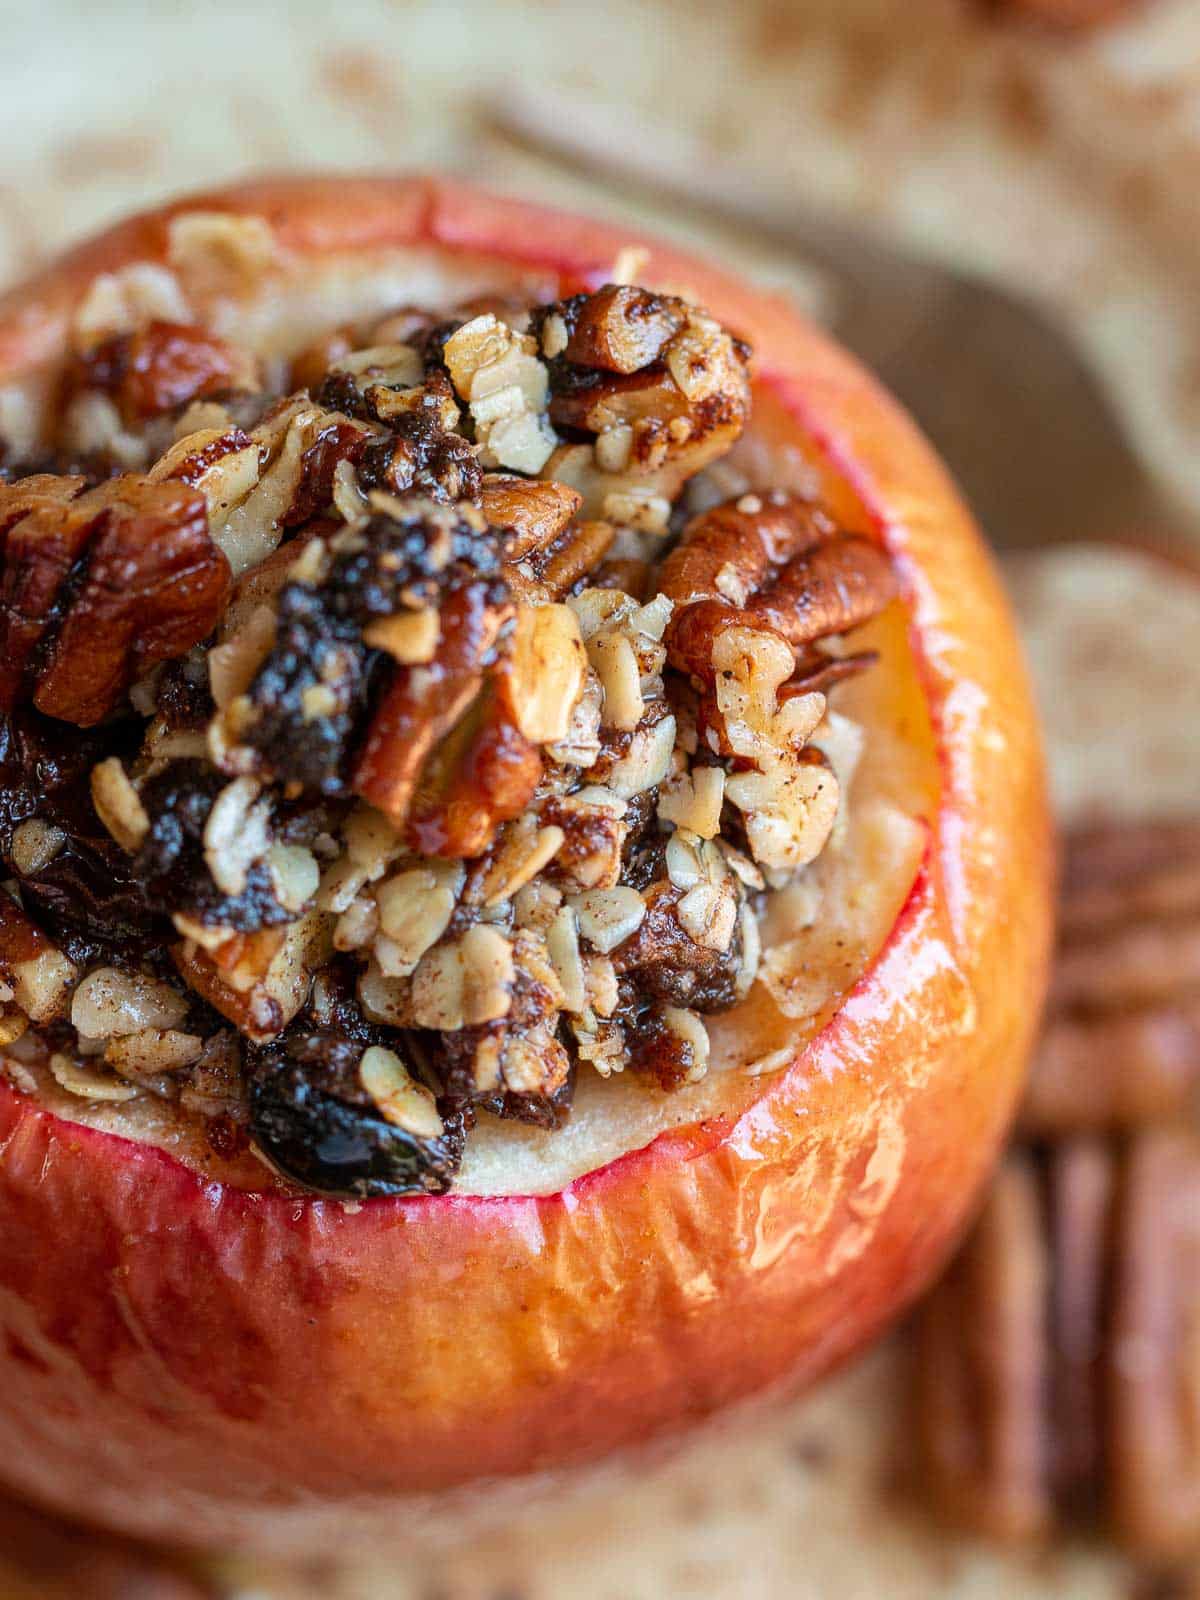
[
  {"xmin": 662, "ymin": 492, "xmax": 897, "ymax": 681},
  {"xmin": 540, "ymin": 293, "xmax": 752, "ymax": 507},
  {"xmin": 1050, "ymin": 918, "xmax": 1200, "ymax": 1015},
  {"xmin": 527, "ymin": 518, "xmax": 616, "ymax": 599},
  {"xmin": 745, "ymin": 535, "xmax": 899, "ymax": 649},
  {"xmin": 172, "ymin": 910, "xmax": 330, "ymax": 1044},
  {"xmin": 0, "ymin": 473, "xmax": 87, "ymax": 550},
  {"xmin": 0, "ymin": 890, "xmax": 76, "ymax": 1022},
  {"xmin": 1048, "ymin": 1138, "xmax": 1113, "ymax": 1518},
  {"xmin": 404, "ymin": 675, "xmax": 543, "ymax": 859},
  {"xmin": 352, "ymin": 579, "xmax": 510, "ymax": 827},
  {"xmin": 68, "ymin": 319, "xmax": 253, "ymax": 423}
]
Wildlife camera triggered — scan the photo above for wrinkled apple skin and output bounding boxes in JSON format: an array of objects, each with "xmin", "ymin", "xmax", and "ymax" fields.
[{"xmin": 0, "ymin": 178, "xmax": 1052, "ymax": 1553}]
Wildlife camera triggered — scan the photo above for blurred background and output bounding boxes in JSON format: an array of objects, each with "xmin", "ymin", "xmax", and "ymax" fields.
[{"xmin": 3, "ymin": 0, "xmax": 1200, "ymax": 1594}]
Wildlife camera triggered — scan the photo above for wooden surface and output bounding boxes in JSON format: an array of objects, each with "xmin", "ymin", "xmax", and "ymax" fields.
[{"xmin": 2, "ymin": 1, "xmax": 1200, "ymax": 1593}]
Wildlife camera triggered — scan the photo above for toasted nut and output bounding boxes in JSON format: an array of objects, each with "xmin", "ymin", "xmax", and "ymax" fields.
[
  {"xmin": 658, "ymin": 765, "xmax": 725, "ymax": 839},
  {"xmin": 203, "ymin": 777, "xmax": 272, "ymax": 898},
  {"xmin": 1021, "ymin": 1003, "xmax": 1200, "ymax": 1136},
  {"xmin": 49, "ymin": 1053, "xmax": 140, "ymax": 1103},
  {"xmin": 506, "ymin": 603, "xmax": 587, "ymax": 744},
  {"xmin": 481, "ymin": 474, "xmax": 581, "ymax": 560},
  {"xmin": 71, "ymin": 968, "xmax": 188, "ymax": 1040},
  {"xmin": 359, "ymin": 1045, "xmax": 443, "ymax": 1139},
  {"xmin": 531, "ymin": 519, "xmax": 617, "ymax": 600},
  {"xmin": 1051, "ymin": 918, "xmax": 1200, "ymax": 1014},
  {"xmin": 0, "ymin": 895, "xmax": 76, "ymax": 1022},
  {"xmin": 91, "ymin": 758, "xmax": 151, "ymax": 853},
  {"xmin": 362, "ymin": 608, "xmax": 441, "ymax": 664},
  {"xmin": 411, "ymin": 925, "xmax": 515, "ymax": 1030},
  {"xmin": 556, "ymin": 285, "xmax": 683, "ymax": 374}
]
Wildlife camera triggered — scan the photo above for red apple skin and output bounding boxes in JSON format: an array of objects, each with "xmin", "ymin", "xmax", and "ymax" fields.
[{"xmin": 0, "ymin": 178, "xmax": 1052, "ymax": 1552}]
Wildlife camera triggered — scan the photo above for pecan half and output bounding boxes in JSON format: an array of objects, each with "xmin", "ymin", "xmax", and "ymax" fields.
[
  {"xmin": 1060, "ymin": 820, "xmax": 1200, "ymax": 938},
  {"xmin": 917, "ymin": 1130, "xmax": 1200, "ymax": 1558},
  {"xmin": 662, "ymin": 492, "xmax": 897, "ymax": 683},
  {"xmin": 1022, "ymin": 1003, "xmax": 1200, "ymax": 1136},
  {"xmin": 1109, "ymin": 1130, "xmax": 1200, "ymax": 1559},
  {"xmin": 914, "ymin": 1152, "xmax": 1054, "ymax": 1543},
  {"xmin": 0, "ymin": 477, "xmax": 228, "ymax": 724}
]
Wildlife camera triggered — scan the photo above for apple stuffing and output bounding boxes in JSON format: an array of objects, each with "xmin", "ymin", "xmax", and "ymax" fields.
[{"xmin": 0, "ymin": 264, "xmax": 901, "ymax": 1199}]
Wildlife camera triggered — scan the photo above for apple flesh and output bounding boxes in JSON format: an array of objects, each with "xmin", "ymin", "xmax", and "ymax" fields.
[{"xmin": 0, "ymin": 178, "xmax": 1052, "ymax": 1552}]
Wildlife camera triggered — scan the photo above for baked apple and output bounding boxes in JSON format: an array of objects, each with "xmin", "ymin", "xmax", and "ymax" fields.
[{"xmin": 0, "ymin": 177, "xmax": 1051, "ymax": 1552}]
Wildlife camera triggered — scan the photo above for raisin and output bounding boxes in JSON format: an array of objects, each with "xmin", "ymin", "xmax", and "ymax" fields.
[
  {"xmin": 131, "ymin": 760, "xmax": 289, "ymax": 930},
  {"xmin": 247, "ymin": 1025, "xmax": 464, "ymax": 1198}
]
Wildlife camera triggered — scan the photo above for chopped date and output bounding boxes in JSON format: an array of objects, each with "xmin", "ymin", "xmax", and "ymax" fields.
[
  {"xmin": 247, "ymin": 1022, "xmax": 464, "ymax": 1197},
  {"xmin": 242, "ymin": 501, "xmax": 506, "ymax": 796},
  {"xmin": 69, "ymin": 320, "xmax": 246, "ymax": 423},
  {"xmin": 131, "ymin": 760, "xmax": 289, "ymax": 930}
]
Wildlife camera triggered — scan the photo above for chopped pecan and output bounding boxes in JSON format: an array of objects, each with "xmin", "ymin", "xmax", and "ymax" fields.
[
  {"xmin": 404, "ymin": 674, "xmax": 543, "ymax": 858},
  {"xmin": 352, "ymin": 579, "xmax": 511, "ymax": 830},
  {"xmin": 68, "ymin": 320, "xmax": 253, "ymax": 423},
  {"xmin": 540, "ymin": 292, "xmax": 752, "ymax": 507},
  {"xmin": 0, "ymin": 890, "xmax": 76, "ymax": 1022},
  {"xmin": 480, "ymin": 473, "xmax": 581, "ymax": 560},
  {"xmin": 0, "ymin": 473, "xmax": 87, "ymax": 550},
  {"xmin": 35, "ymin": 482, "xmax": 229, "ymax": 726},
  {"xmin": 526, "ymin": 519, "xmax": 617, "ymax": 599},
  {"xmin": 536, "ymin": 285, "xmax": 683, "ymax": 374},
  {"xmin": 0, "ymin": 476, "xmax": 228, "ymax": 724},
  {"xmin": 172, "ymin": 909, "xmax": 329, "ymax": 1043}
]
